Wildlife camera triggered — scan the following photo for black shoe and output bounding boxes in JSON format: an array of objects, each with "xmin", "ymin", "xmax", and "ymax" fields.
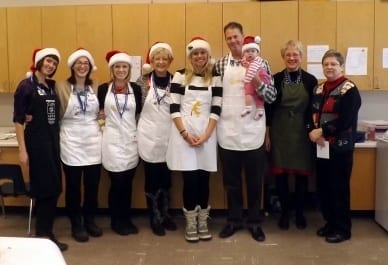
[
  {"xmin": 151, "ymin": 221, "xmax": 166, "ymax": 236},
  {"xmin": 51, "ymin": 238, "xmax": 69, "ymax": 252},
  {"xmin": 325, "ymin": 233, "xmax": 350, "ymax": 243},
  {"xmin": 316, "ymin": 224, "xmax": 332, "ymax": 237},
  {"xmin": 127, "ymin": 220, "xmax": 139, "ymax": 234},
  {"xmin": 249, "ymin": 226, "xmax": 266, "ymax": 242},
  {"xmin": 162, "ymin": 216, "xmax": 177, "ymax": 231},
  {"xmin": 72, "ymin": 226, "xmax": 89, "ymax": 242},
  {"xmin": 85, "ymin": 221, "xmax": 103, "ymax": 237},
  {"xmin": 295, "ymin": 214, "xmax": 307, "ymax": 230},
  {"xmin": 278, "ymin": 214, "xmax": 290, "ymax": 230},
  {"xmin": 111, "ymin": 222, "xmax": 131, "ymax": 236},
  {"xmin": 219, "ymin": 223, "xmax": 242, "ymax": 238}
]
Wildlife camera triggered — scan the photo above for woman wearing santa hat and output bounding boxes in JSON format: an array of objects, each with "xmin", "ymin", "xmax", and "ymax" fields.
[
  {"xmin": 97, "ymin": 50, "xmax": 142, "ymax": 236},
  {"xmin": 13, "ymin": 47, "xmax": 68, "ymax": 251},
  {"xmin": 166, "ymin": 37, "xmax": 222, "ymax": 242},
  {"xmin": 56, "ymin": 48, "xmax": 103, "ymax": 243},
  {"xmin": 136, "ymin": 42, "xmax": 177, "ymax": 236}
]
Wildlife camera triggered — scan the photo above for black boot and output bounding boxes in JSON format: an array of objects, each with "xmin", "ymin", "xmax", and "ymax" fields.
[
  {"xmin": 146, "ymin": 191, "xmax": 165, "ymax": 236},
  {"xmin": 84, "ymin": 215, "xmax": 103, "ymax": 237},
  {"xmin": 295, "ymin": 175, "xmax": 308, "ymax": 229},
  {"xmin": 160, "ymin": 189, "xmax": 177, "ymax": 231},
  {"xmin": 276, "ymin": 174, "xmax": 290, "ymax": 230},
  {"xmin": 70, "ymin": 215, "xmax": 89, "ymax": 242}
]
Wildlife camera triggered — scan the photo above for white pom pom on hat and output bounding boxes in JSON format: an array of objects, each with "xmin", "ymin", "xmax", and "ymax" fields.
[
  {"xmin": 186, "ymin": 37, "xmax": 211, "ymax": 57},
  {"xmin": 242, "ymin": 35, "xmax": 261, "ymax": 53},
  {"xmin": 105, "ymin": 50, "xmax": 132, "ymax": 68},
  {"xmin": 26, "ymin": 47, "xmax": 61, "ymax": 78},
  {"xmin": 142, "ymin": 42, "xmax": 173, "ymax": 74},
  {"xmin": 68, "ymin": 48, "xmax": 97, "ymax": 71}
]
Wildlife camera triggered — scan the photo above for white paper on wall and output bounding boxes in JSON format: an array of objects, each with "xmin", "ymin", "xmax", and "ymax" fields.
[
  {"xmin": 130, "ymin": 56, "xmax": 142, "ymax": 82},
  {"xmin": 345, "ymin": 47, "xmax": 368, "ymax": 75},
  {"xmin": 307, "ymin": 45, "xmax": 329, "ymax": 63}
]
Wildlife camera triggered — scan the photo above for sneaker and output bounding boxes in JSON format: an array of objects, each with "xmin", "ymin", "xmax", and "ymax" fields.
[{"xmin": 241, "ymin": 106, "xmax": 252, "ymax": 117}]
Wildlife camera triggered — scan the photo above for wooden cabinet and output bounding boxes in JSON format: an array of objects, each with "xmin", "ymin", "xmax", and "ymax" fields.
[
  {"xmin": 7, "ymin": 7, "xmax": 41, "ymax": 92},
  {"xmin": 0, "ymin": 8, "xmax": 8, "ymax": 93},
  {"xmin": 337, "ymin": 0, "xmax": 374, "ymax": 90},
  {"xmin": 374, "ymin": 1, "xmax": 388, "ymax": 90},
  {"xmin": 299, "ymin": 1, "xmax": 336, "ymax": 80},
  {"xmin": 260, "ymin": 1, "xmax": 298, "ymax": 74},
  {"xmin": 350, "ymin": 148, "xmax": 376, "ymax": 210}
]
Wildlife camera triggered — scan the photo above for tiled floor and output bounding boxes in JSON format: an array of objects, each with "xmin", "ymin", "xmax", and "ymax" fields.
[{"xmin": 0, "ymin": 211, "xmax": 387, "ymax": 265}]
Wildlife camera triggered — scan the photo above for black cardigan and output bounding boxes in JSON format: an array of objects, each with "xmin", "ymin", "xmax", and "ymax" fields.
[{"xmin": 265, "ymin": 69, "xmax": 318, "ymax": 131}]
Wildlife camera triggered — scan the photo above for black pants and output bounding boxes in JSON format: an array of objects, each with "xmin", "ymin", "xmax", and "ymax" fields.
[
  {"xmin": 219, "ymin": 146, "xmax": 266, "ymax": 224},
  {"xmin": 62, "ymin": 163, "xmax": 101, "ymax": 219},
  {"xmin": 276, "ymin": 173, "xmax": 308, "ymax": 215},
  {"xmin": 35, "ymin": 195, "xmax": 59, "ymax": 238},
  {"xmin": 316, "ymin": 150, "xmax": 353, "ymax": 236},
  {"xmin": 144, "ymin": 161, "xmax": 172, "ymax": 194},
  {"xmin": 108, "ymin": 168, "xmax": 136, "ymax": 222},
  {"xmin": 182, "ymin": 170, "xmax": 210, "ymax": 210}
]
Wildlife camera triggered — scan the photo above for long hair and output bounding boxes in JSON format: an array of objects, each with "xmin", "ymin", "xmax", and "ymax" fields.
[{"xmin": 183, "ymin": 56, "xmax": 213, "ymax": 86}]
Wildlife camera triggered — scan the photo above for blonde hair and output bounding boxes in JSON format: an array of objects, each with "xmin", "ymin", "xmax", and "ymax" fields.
[
  {"xmin": 150, "ymin": 48, "xmax": 173, "ymax": 63},
  {"xmin": 280, "ymin": 40, "xmax": 303, "ymax": 58},
  {"xmin": 110, "ymin": 63, "xmax": 132, "ymax": 83}
]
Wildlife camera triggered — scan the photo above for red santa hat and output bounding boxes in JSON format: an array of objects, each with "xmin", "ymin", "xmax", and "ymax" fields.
[
  {"xmin": 67, "ymin": 48, "xmax": 97, "ymax": 71},
  {"xmin": 142, "ymin": 42, "xmax": 173, "ymax": 74},
  {"xmin": 242, "ymin": 36, "xmax": 261, "ymax": 53},
  {"xmin": 105, "ymin": 50, "xmax": 132, "ymax": 68},
  {"xmin": 27, "ymin": 47, "xmax": 61, "ymax": 77},
  {"xmin": 186, "ymin": 37, "xmax": 211, "ymax": 57}
]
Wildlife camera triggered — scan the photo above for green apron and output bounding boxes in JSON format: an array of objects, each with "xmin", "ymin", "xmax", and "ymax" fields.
[{"xmin": 270, "ymin": 79, "xmax": 313, "ymax": 171}]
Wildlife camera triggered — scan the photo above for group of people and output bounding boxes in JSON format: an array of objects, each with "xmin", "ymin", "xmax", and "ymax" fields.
[{"xmin": 13, "ymin": 21, "xmax": 361, "ymax": 252}]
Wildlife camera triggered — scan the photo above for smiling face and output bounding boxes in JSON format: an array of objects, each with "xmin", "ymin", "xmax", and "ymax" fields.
[
  {"xmin": 322, "ymin": 56, "xmax": 344, "ymax": 82},
  {"xmin": 151, "ymin": 49, "xmax": 172, "ymax": 76},
  {"xmin": 190, "ymin": 48, "xmax": 209, "ymax": 70},
  {"xmin": 283, "ymin": 47, "xmax": 302, "ymax": 72},
  {"xmin": 112, "ymin": 62, "xmax": 130, "ymax": 81},
  {"xmin": 225, "ymin": 27, "xmax": 244, "ymax": 58},
  {"xmin": 37, "ymin": 56, "xmax": 59, "ymax": 77},
  {"xmin": 72, "ymin": 56, "xmax": 91, "ymax": 79}
]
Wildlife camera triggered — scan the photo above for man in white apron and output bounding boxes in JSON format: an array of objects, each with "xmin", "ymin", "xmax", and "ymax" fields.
[{"xmin": 215, "ymin": 22, "xmax": 277, "ymax": 242}]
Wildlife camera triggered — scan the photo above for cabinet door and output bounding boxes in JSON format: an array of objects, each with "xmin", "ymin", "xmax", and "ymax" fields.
[
  {"xmin": 186, "ymin": 3, "xmax": 223, "ymax": 66},
  {"xmin": 222, "ymin": 2, "xmax": 261, "ymax": 57},
  {"xmin": 374, "ymin": 1, "xmax": 388, "ymax": 90},
  {"xmin": 76, "ymin": 5, "xmax": 112, "ymax": 85},
  {"xmin": 41, "ymin": 6, "xmax": 77, "ymax": 82},
  {"xmin": 7, "ymin": 7, "xmax": 41, "ymax": 92},
  {"xmin": 299, "ymin": 1, "xmax": 336, "ymax": 81},
  {"xmin": 149, "ymin": 4, "xmax": 185, "ymax": 73},
  {"xmin": 337, "ymin": 0, "xmax": 374, "ymax": 90},
  {"xmin": 0, "ymin": 8, "xmax": 8, "ymax": 93},
  {"xmin": 350, "ymin": 148, "xmax": 376, "ymax": 210},
  {"xmin": 261, "ymin": 1, "xmax": 298, "ymax": 74}
]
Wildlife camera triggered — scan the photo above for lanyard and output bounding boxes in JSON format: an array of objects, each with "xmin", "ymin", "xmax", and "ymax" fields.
[
  {"xmin": 31, "ymin": 75, "xmax": 52, "ymax": 96},
  {"xmin": 77, "ymin": 89, "xmax": 88, "ymax": 113},
  {"xmin": 113, "ymin": 83, "xmax": 129, "ymax": 119},
  {"xmin": 150, "ymin": 73, "xmax": 170, "ymax": 105}
]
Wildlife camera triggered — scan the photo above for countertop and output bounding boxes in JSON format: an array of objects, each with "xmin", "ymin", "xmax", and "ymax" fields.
[{"xmin": 0, "ymin": 127, "xmax": 377, "ymax": 148}]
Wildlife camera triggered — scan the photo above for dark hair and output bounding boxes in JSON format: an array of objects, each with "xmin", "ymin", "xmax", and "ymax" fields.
[
  {"xmin": 36, "ymin": 55, "xmax": 59, "ymax": 78},
  {"xmin": 223, "ymin": 22, "xmax": 243, "ymax": 35},
  {"xmin": 321, "ymin": 49, "xmax": 345, "ymax": 66},
  {"xmin": 67, "ymin": 61, "xmax": 93, "ymax": 86}
]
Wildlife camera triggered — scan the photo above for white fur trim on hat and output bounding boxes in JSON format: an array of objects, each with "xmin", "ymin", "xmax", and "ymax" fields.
[
  {"xmin": 186, "ymin": 38, "xmax": 211, "ymax": 57},
  {"xmin": 108, "ymin": 53, "xmax": 132, "ymax": 68},
  {"xmin": 35, "ymin": 48, "xmax": 61, "ymax": 67},
  {"xmin": 242, "ymin": 36, "xmax": 261, "ymax": 54},
  {"xmin": 68, "ymin": 49, "xmax": 97, "ymax": 71},
  {"xmin": 142, "ymin": 42, "xmax": 173, "ymax": 74}
]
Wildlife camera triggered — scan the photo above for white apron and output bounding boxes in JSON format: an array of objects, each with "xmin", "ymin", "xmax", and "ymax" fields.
[
  {"xmin": 60, "ymin": 85, "xmax": 102, "ymax": 166},
  {"xmin": 166, "ymin": 78, "xmax": 217, "ymax": 172},
  {"xmin": 217, "ymin": 54, "xmax": 266, "ymax": 150},
  {"xmin": 101, "ymin": 83, "xmax": 139, "ymax": 172},
  {"xmin": 137, "ymin": 77, "xmax": 171, "ymax": 163}
]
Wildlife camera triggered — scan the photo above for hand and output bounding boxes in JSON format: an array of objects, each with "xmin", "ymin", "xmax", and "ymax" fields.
[
  {"xmin": 192, "ymin": 131, "xmax": 210, "ymax": 147},
  {"xmin": 309, "ymin": 128, "xmax": 323, "ymax": 143},
  {"xmin": 316, "ymin": 136, "xmax": 325, "ymax": 147},
  {"xmin": 25, "ymin": 115, "xmax": 32, "ymax": 124},
  {"xmin": 251, "ymin": 74, "xmax": 262, "ymax": 88}
]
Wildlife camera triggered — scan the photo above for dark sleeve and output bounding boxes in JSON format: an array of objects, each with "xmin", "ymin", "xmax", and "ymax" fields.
[
  {"xmin": 322, "ymin": 87, "xmax": 362, "ymax": 137},
  {"xmin": 130, "ymin": 82, "xmax": 143, "ymax": 114},
  {"xmin": 97, "ymin": 83, "xmax": 109, "ymax": 110},
  {"xmin": 13, "ymin": 79, "xmax": 32, "ymax": 124},
  {"xmin": 265, "ymin": 71, "xmax": 283, "ymax": 127},
  {"xmin": 301, "ymin": 70, "xmax": 318, "ymax": 132}
]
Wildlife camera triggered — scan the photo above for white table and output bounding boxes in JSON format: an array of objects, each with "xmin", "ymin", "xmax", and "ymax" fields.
[{"xmin": 0, "ymin": 237, "xmax": 67, "ymax": 265}]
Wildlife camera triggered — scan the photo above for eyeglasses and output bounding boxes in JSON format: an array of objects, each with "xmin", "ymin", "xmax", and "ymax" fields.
[
  {"xmin": 74, "ymin": 61, "xmax": 90, "ymax": 67},
  {"xmin": 323, "ymin": 62, "xmax": 340, "ymax": 68}
]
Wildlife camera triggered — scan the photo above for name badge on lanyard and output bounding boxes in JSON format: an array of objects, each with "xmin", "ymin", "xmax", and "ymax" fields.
[{"xmin": 46, "ymin": 99, "xmax": 56, "ymax": 125}]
